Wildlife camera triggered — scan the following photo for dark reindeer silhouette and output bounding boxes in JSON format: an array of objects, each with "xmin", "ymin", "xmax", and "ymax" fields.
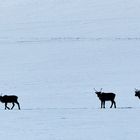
[
  {"xmin": 0, "ymin": 95, "xmax": 20, "ymax": 110},
  {"xmin": 135, "ymin": 89, "xmax": 140, "ymax": 99},
  {"xmin": 94, "ymin": 88, "xmax": 116, "ymax": 108}
]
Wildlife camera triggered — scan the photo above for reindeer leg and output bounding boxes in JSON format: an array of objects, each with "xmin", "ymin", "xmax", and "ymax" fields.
[
  {"xmin": 5, "ymin": 103, "xmax": 10, "ymax": 110},
  {"xmin": 101, "ymin": 101, "xmax": 103, "ymax": 108},
  {"xmin": 11, "ymin": 103, "xmax": 15, "ymax": 110},
  {"xmin": 15, "ymin": 101, "xmax": 20, "ymax": 110},
  {"xmin": 4, "ymin": 103, "xmax": 6, "ymax": 110},
  {"xmin": 101, "ymin": 101, "xmax": 105, "ymax": 108},
  {"xmin": 110, "ymin": 101, "xmax": 113, "ymax": 108},
  {"xmin": 103, "ymin": 101, "xmax": 105, "ymax": 108},
  {"xmin": 113, "ymin": 101, "xmax": 116, "ymax": 108}
]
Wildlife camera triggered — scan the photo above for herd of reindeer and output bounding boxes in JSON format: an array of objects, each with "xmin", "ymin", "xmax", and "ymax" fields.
[
  {"xmin": 0, "ymin": 88, "xmax": 140, "ymax": 110},
  {"xmin": 94, "ymin": 88, "xmax": 140, "ymax": 108}
]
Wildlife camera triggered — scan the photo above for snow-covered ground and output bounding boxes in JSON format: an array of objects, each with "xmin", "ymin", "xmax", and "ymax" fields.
[
  {"xmin": 0, "ymin": 0, "xmax": 140, "ymax": 139},
  {"xmin": 1, "ymin": 108, "xmax": 140, "ymax": 140}
]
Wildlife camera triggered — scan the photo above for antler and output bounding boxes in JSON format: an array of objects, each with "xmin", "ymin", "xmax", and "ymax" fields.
[
  {"xmin": 94, "ymin": 88, "xmax": 103, "ymax": 92},
  {"xmin": 94, "ymin": 88, "xmax": 97, "ymax": 92},
  {"xmin": 100, "ymin": 88, "xmax": 103, "ymax": 92},
  {"xmin": 135, "ymin": 88, "xmax": 139, "ymax": 91}
]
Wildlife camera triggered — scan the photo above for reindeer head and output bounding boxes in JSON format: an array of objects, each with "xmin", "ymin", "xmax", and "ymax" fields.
[{"xmin": 94, "ymin": 88, "xmax": 103, "ymax": 97}]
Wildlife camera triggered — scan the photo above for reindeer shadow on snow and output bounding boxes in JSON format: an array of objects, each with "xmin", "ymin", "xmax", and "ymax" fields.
[
  {"xmin": 94, "ymin": 88, "xmax": 116, "ymax": 108},
  {"xmin": 0, "ymin": 95, "xmax": 20, "ymax": 110}
]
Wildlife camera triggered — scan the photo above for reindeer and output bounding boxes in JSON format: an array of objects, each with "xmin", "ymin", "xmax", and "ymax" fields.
[
  {"xmin": 0, "ymin": 95, "xmax": 20, "ymax": 110},
  {"xmin": 135, "ymin": 88, "xmax": 140, "ymax": 99},
  {"xmin": 94, "ymin": 88, "xmax": 116, "ymax": 108}
]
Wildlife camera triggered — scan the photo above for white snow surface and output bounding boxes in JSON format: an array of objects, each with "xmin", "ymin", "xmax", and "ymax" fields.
[{"xmin": 0, "ymin": 0, "xmax": 140, "ymax": 139}]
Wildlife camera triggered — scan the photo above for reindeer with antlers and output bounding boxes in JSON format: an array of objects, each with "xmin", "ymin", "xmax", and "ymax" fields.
[{"xmin": 94, "ymin": 88, "xmax": 116, "ymax": 108}]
